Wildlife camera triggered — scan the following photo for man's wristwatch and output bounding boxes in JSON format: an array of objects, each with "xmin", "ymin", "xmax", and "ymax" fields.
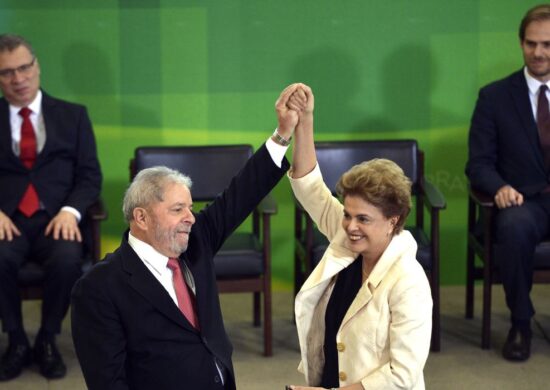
[{"xmin": 271, "ymin": 128, "xmax": 292, "ymax": 146}]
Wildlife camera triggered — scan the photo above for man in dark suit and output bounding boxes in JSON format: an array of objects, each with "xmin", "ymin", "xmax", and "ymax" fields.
[
  {"xmin": 71, "ymin": 83, "xmax": 308, "ymax": 389},
  {"xmin": 466, "ymin": 5, "xmax": 550, "ymax": 362},
  {"xmin": 0, "ymin": 34, "xmax": 102, "ymax": 380}
]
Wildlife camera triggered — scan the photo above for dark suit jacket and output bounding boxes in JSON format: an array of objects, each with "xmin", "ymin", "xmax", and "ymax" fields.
[
  {"xmin": 71, "ymin": 144, "xmax": 289, "ymax": 390},
  {"xmin": 0, "ymin": 91, "xmax": 102, "ymax": 218},
  {"xmin": 466, "ymin": 70, "xmax": 549, "ymax": 197}
]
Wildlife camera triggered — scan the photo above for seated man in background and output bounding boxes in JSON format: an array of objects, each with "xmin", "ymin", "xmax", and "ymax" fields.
[
  {"xmin": 466, "ymin": 4, "xmax": 550, "ymax": 362},
  {"xmin": 0, "ymin": 34, "xmax": 102, "ymax": 380},
  {"xmin": 71, "ymin": 84, "xmax": 305, "ymax": 390}
]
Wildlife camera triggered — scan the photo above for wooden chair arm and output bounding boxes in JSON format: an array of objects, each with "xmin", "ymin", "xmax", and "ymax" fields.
[
  {"xmin": 420, "ymin": 179, "xmax": 446, "ymax": 211},
  {"xmin": 469, "ymin": 186, "xmax": 495, "ymax": 208}
]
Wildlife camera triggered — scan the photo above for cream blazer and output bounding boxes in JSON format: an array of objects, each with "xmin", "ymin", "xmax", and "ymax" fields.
[{"xmin": 290, "ymin": 165, "xmax": 432, "ymax": 390}]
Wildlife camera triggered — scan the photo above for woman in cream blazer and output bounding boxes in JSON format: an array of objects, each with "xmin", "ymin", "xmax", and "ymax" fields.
[{"xmin": 286, "ymin": 85, "xmax": 432, "ymax": 390}]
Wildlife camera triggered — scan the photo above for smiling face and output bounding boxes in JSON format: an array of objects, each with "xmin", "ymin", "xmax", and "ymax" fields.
[
  {"xmin": 0, "ymin": 45, "xmax": 40, "ymax": 107},
  {"xmin": 521, "ymin": 19, "xmax": 550, "ymax": 82},
  {"xmin": 341, "ymin": 195, "xmax": 397, "ymax": 263},
  {"xmin": 140, "ymin": 182, "xmax": 196, "ymax": 258}
]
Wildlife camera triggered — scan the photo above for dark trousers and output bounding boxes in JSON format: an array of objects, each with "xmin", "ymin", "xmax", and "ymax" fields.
[
  {"xmin": 494, "ymin": 194, "xmax": 550, "ymax": 323},
  {"xmin": 0, "ymin": 210, "xmax": 82, "ymax": 335}
]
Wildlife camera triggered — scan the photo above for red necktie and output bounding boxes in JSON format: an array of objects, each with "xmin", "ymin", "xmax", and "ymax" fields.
[
  {"xmin": 537, "ymin": 85, "xmax": 550, "ymax": 170},
  {"xmin": 17, "ymin": 107, "xmax": 40, "ymax": 217},
  {"xmin": 167, "ymin": 257, "xmax": 199, "ymax": 329}
]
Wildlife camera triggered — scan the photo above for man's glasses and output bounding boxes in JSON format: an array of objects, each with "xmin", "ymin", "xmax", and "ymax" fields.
[{"xmin": 0, "ymin": 57, "xmax": 36, "ymax": 79}]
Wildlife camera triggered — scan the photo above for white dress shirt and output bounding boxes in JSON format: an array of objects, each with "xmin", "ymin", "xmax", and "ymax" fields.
[
  {"xmin": 524, "ymin": 66, "xmax": 550, "ymax": 121},
  {"xmin": 8, "ymin": 90, "xmax": 81, "ymax": 220}
]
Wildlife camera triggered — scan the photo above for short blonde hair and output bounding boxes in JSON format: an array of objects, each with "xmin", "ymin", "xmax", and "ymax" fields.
[{"xmin": 336, "ymin": 158, "xmax": 412, "ymax": 234}]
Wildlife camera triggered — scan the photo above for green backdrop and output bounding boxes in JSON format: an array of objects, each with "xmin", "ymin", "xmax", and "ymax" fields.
[{"xmin": 1, "ymin": 0, "xmax": 539, "ymax": 289}]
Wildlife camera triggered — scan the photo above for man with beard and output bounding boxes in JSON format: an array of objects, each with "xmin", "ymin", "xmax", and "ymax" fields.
[
  {"xmin": 71, "ymin": 83, "xmax": 309, "ymax": 390},
  {"xmin": 466, "ymin": 4, "xmax": 550, "ymax": 362}
]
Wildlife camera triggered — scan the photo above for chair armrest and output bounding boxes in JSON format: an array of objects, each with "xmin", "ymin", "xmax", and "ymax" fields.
[
  {"xmin": 469, "ymin": 187, "xmax": 495, "ymax": 208},
  {"xmin": 421, "ymin": 179, "xmax": 446, "ymax": 211},
  {"xmin": 87, "ymin": 198, "xmax": 108, "ymax": 221},
  {"xmin": 257, "ymin": 194, "xmax": 278, "ymax": 215}
]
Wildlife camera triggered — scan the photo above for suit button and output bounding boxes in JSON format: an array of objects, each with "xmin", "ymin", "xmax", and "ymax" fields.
[
  {"xmin": 214, "ymin": 375, "xmax": 220, "ymax": 383},
  {"xmin": 339, "ymin": 371, "xmax": 347, "ymax": 381},
  {"xmin": 202, "ymin": 336, "xmax": 208, "ymax": 346},
  {"xmin": 336, "ymin": 342, "xmax": 345, "ymax": 352}
]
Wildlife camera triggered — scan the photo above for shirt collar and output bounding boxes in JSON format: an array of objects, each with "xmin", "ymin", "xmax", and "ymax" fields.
[
  {"xmin": 524, "ymin": 67, "xmax": 549, "ymax": 95},
  {"xmin": 8, "ymin": 89, "xmax": 42, "ymax": 118},
  {"xmin": 128, "ymin": 232, "xmax": 170, "ymax": 276}
]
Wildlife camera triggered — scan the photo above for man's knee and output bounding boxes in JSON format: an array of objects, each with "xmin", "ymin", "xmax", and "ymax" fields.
[
  {"xmin": 0, "ymin": 240, "xmax": 25, "ymax": 276},
  {"xmin": 44, "ymin": 240, "xmax": 83, "ymax": 274},
  {"xmin": 494, "ymin": 206, "xmax": 541, "ymax": 245}
]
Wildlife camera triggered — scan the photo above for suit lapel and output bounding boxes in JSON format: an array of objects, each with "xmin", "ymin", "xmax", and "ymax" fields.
[
  {"xmin": 0, "ymin": 99, "xmax": 25, "ymax": 167},
  {"xmin": 339, "ymin": 231, "xmax": 416, "ymax": 331},
  {"xmin": 509, "ymin": 71, "xmax": 546, "ymax": 170},
  {"xmin": 37, "ymin": 92, "xmax": 56, "ymax": 163},
  {"xmin": 119, "ymin": 240, "xmax": 197, "ymax": 332},
  {"xmin": 340, "ymin": 282, "xmax": 373, "ymax": 330}
]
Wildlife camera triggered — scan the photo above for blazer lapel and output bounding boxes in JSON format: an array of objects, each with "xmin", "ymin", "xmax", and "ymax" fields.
[
  {"xmin": 339, "ymin": 231, "xmax": 417, "ymax": 331},
  {"xmin": 37, "ymin": 92, "xmax": 56, "ymax": 163},
  {"xmin": 509, "ymin": 71, "xmax": 547, "ymax": 171},
  {"xmin": 0, "ymin": 99, "xmax": 23, "ymax": 166},
  {"xmin": 340, "ymin": 282, "xmax": 373, "ymax": 330},
  {"xmin": 301, "ymin": 230, "xmax": 357, "ymax": 292},
  {"xmin": 119, "ymin": 240, "xmax": 197, "ymax": 332}
]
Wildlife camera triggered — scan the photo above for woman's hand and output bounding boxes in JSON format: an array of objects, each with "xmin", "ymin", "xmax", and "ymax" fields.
[{"xmin": 275, "ymin": 83, "xmax": 305, "ymax": 139}]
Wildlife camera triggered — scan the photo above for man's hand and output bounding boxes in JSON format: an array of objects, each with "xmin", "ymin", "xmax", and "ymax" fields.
[
  {"xmin": 275, "ymin": 83, "xmax": 306, "ymax": 139},
  {"xmin": 45, "ymin": 210, "xmax": 82, "ymax": 242},
  {"xmin": 288, "ymin": 83, "xmax": 314, "ymax": 117},
  {"xmin": 0, "ymin": 210, "xmax": 21, "ymax": 241},
  {"xmin": 494, "ymin": 185, "xmax": 524, "ymax": 209}
]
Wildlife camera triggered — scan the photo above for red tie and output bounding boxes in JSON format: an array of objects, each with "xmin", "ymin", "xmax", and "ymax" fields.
[
  {"xmin": 17, "ymin": 107, "xmax": 40, "ymax": 217},
  {"xmin": 167, "ymin": 257, "xmax": 199, "ymax": 329}
]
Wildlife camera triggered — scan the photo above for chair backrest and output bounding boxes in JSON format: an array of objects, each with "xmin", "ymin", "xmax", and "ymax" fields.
[
  {"xmin": 132, "ymin": 145, "xmax": 254, "ymax": 201},
  {"xmin": 314, "ymin": 140, "xmax": 420, "ymax": 194}
]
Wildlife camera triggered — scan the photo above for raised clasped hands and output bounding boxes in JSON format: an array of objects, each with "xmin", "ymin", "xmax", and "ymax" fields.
[{"xmin": 275, "ymin": 83, "xmax": 314, "ymax": 140}]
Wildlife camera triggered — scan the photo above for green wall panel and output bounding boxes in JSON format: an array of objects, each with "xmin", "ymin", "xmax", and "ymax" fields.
[{"xmin": 0, "ymin": 0, "xmax": 545, "ymax": 288}]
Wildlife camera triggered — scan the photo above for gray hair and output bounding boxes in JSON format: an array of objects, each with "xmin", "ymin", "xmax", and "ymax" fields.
[
  {"xmin": 123, "ymin": 166, "xmax": 192, "ymax": 223},
  {"xmin": 0, "ymin": 34, "xmax": 35, "ymax": 56}
]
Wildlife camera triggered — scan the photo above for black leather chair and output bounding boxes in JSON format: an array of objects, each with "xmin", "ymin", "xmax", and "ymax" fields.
[
  {"xmin": 294, "ymin": 140, "xmax": 446, "ymax": 351},
  {"xmin": 18, "ymin": 199, "xmax": 108, "ymax": 299},
  {"xmin": 465, "ymin": 186, "xmax": 550, "ymax": 349},
  {"xmin": 130, "ymin": 145, "xmax": 277, "ymax": 356}
]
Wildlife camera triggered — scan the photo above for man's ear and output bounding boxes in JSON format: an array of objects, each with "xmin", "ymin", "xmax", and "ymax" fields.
[{"xmin": 132, "ymin": 207, "xmax": 149, "ymax": 230}]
